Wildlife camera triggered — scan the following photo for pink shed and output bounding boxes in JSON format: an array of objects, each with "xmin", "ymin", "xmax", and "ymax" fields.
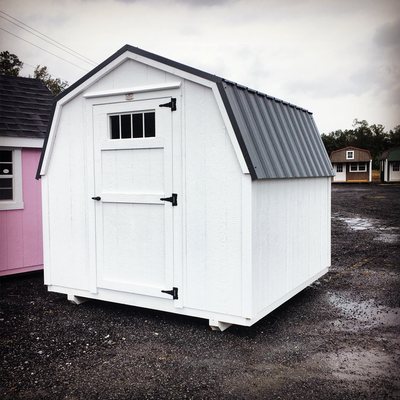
[
  {"xmin": 0, "ymin": 75, "xmax": 53, "ymax": 276},
  {"xmin": 0, "ymin": 149, "xmax": 43, "ymax": 275}
]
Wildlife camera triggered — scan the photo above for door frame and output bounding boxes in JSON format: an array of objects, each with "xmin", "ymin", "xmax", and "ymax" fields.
[{"xmin": 85, "ymin": 92, "xmax": 183, "ymax": 307}]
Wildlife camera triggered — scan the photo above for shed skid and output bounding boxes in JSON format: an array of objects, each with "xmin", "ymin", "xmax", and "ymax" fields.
[{"xmin": 39, "ymin": 46, "xmax": 332, "ymax": 330}]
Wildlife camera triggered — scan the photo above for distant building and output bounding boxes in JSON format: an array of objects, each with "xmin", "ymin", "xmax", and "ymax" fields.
[
  {"xmin": 330, "ymin": 146, "xmax": 372, "ymax": 183},
  {"xmin": 380, "ymin": 147, "xmax": 400, "ymax": 182},
  {"xmin": 0, "ymin": 75, "xmax": 53, "ymax": 276}
]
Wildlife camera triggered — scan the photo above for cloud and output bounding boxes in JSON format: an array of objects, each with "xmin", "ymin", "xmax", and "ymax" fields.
[
  {"xmin": 112, "ymin": 0, "xmax": 236, "ymax": 5},
  {"xmin": 1, "ymin": 0, "xmax": 399, "ymax": 132},
  {"xmin": 374, "ymin": 18, "xmax": 400, "ymax": 49}
]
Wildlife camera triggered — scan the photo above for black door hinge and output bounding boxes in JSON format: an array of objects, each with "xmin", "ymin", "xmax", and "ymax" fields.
[
  {"xmin": 161, "ymin": 287, "xmax": 178, "ymax": 300},
  {"xmin": 160, "ymin": 193, "xmax": 177, "ymax": 206},
  {"xmin": 159, "ymin": 98, "xmax": 176, "ymax": 111}
]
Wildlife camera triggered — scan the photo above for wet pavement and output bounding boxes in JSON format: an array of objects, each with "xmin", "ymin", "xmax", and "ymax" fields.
[{"xmin": 1, "ymin": 183, "xmax": 399, "ymax": 399}]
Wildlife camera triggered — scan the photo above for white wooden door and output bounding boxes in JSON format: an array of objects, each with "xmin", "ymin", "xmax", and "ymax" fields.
[
  {"xmin": 333, "ymin": 163, "xmax": 346, "ymax": 182},
  {"xmin": 93, "ymin": 98, "xmax": 176, "ymax": 300}
]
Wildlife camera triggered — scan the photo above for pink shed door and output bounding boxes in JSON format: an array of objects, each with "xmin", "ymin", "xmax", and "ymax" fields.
[{"xmin": 92, "ymin": 98, "xmax": 177, "ymax": 301}]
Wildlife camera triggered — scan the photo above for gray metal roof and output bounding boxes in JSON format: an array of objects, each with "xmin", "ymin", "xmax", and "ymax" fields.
[
  {"xmin": 220, "ymin": 80, "xmax": 334, "ymax": 179},
  {"xmin": 37, "ymin": 45, "xmax": 334, "ymax": 180},
  {"xmin": 380, "ymin": 147, "xmax": 400, "ymax": 161}
]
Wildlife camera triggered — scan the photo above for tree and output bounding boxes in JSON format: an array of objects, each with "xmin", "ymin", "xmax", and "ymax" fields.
[
  {"xmin": 33, "ymin": 65, "xmax": 68, "ymax": 96},
  {"xmin": 0, "ymin": 51, "xmax": 23, "ymax": 76},
  {"xmin": 388, "ymin": 125, "xmax": 400, "ymax": 147}
]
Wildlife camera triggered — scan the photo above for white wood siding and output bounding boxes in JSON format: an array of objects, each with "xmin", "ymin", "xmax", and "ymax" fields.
[
  {"xmin": 183, "ymin": 80, "xmax": 244, "ymax": 317},
  {"xmin": 389, "ymin": 162, "xmax": 400, "ymax": 182},
  {"xmin": 43, "ymin": 59, "xmax": 245, "ymax": 318},
  {"xmin": 251, "ymin": 177, "xmax": 331, "ymax": 316},
  {"xmin": 44, "ymin": 99, "xmax": 90, "ymax": 290},
  {"xmin": 42, "ymin": 56, "xmax": 331, "ymax": 327},
  {"xmin": 86, "ymin": 59, "xmax": 178, "ymax": 94}
]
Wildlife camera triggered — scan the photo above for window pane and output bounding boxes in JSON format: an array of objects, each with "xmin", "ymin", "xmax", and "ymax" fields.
[
  {"xmin": 121, "ymin": 114, "xmax": 131, "ymax": 139},
  {"xmin": 0, "ymin": 150, "xmax": 12, "ymax": 162},
  {"xmin": 0, "ymin": 178, "xmax": 12, "ymax": 188},
  {"xmin": 350, "ymin": 164, "xmax": 357, "ymax": 171},
  {"xmin": 132, "ymin": 113, "xmax": 143, "ymax": 138},
  {"xmin": 110, "ymin": 115, "xmax": 120, "ymax": 139},
  {"xmin": 359, "ymin": 163, "xmax": 366, "ymax": 171},
  {"xmin": 0, "ymin": 188, "xmax": 12, "ymax": 200},
  {"xmin": 144, "ymin": 112, "xmax": 155, "ymax": 137},
  {"xmin": 0, "ymin": 163, "xmax": 13, "ymax": 175}
]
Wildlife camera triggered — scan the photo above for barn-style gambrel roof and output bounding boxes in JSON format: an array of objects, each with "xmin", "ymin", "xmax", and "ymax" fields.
[
  {"xmin": 37, "ymin": 45, "xmax": 333, "ymax": 180},
  {"xmin": 0, "ymin": 75, "xmax": 53, "ymax": 139},
  {"xmin": 330, "ymin": 146, "xmax": 372, "ymax": 163}
]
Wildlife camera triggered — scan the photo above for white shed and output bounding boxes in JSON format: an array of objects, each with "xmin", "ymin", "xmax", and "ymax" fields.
[{"xmin": 37, "ymin": 45, "xmax": 333, "ymax": 330}]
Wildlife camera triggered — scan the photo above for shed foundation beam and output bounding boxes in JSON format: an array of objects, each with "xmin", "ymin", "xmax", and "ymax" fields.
[
  {"xmin": 67, "ymin": 294, "xmax": 88, "ymax": 305},
  {"xmin": 209, "ymin": 319, "xmax": 232, "ymax": 332}
]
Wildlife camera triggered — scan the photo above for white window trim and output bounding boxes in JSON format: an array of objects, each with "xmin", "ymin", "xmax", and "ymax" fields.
[
  {"xmin": 0, "ymin": 148, "xmax": 24, "ymax": 211},
  {"xmin": 349, "ymin": 162, "xmax": 367, "ymax": 172},
  {"xmin": 0, "ymin": 137, "xmax": 43, "ymax": 148},
  {"xmin": 346, "ymin": 150, "xmax": 354, "ymax": 160}
]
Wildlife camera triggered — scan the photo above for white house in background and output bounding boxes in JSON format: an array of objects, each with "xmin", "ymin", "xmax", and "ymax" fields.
[
  {"xmin": 37, "ymin": 45, "xmax": 333, "ymax": 331},
  {"xmin": 380, "ymin": 147, "xmax": 400, "ymax": 182}
]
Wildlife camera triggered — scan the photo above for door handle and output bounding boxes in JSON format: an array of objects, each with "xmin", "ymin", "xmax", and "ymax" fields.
[{"xmin": 91, "ymin": 196, "xmax": 101, "ymax": 201}]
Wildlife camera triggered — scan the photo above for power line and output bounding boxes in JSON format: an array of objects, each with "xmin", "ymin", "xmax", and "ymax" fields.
[
  {"xmin": 0, "ymin": 27, "xmax": 89, "ymax": 72},
  {"xmin": 0, "ymin": 12, "xmax": 97, "ymax": 67}
]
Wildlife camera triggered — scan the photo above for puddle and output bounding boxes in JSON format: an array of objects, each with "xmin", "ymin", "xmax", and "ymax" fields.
[
  {"xmin": 323, "ymin": 349, "xmax": 399, "ymax": 382},
  {"xmin": 333, "ymin": 213, "xmax": 399, "ymax": 243},
  {"xmin": 374, "ymin": 233, "xmax": 400, "ymax": 243},
  {"xmin": 336, "ymin": 216, "xmax": 373, "ymax": 231},
  {"xmin": 327, "ymin": 293, "xmax": 400, "ymax": 329}
]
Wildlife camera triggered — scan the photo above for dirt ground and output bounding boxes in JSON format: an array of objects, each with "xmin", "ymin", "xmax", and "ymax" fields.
[{"xmin": 1, "ymin": 183, "xmax": 399, "ymax": 400}]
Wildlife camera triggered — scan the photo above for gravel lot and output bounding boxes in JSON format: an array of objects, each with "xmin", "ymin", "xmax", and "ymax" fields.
[{"xmin": 1, "ymin": 183, "xmax": 399, "ymax": 399}]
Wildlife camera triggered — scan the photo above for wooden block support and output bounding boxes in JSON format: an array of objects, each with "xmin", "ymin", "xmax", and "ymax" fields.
[
  {"xmin": 209, "ymin": 319, "xmax": 232, "ymax": 332},
  {"xmin": 67, "ymin": 294, "xmax": 88, "ymax": 305}
]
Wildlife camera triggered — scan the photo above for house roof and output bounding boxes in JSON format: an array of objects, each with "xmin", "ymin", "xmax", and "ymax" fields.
[
  {"xmin": 37, "ymin": 45, "xmax": 333, "ymax": 180},
  {"xmin": 0, "ymin": 75, "xmax": 53, "ymax": 139},
  {"xmin": 380, "ymin": 147, "xmax": 400, "ymax": 161},
  {"xmin": 330, "ymin": 146, "xmax": 372, "ymax": 163}
]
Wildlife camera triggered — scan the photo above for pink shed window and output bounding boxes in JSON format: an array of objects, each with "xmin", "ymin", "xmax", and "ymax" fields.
[{"xmin": 0, "ymin": 149, "xmax": 23, "ymax": 210}]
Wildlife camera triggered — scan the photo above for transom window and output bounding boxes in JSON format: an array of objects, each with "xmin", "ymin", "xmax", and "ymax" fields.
[
  {"xmin": 0, "ymin": 150, "xmax": 13, "ymax": 200},
  {"xmin": 350, "ymin": 163, "xmax": 367, "ymax": 172},
  {"xmin": 393, "ymin": 162, "xmax": 400, "ymax": 172},
  {"xmin": 346, "ymin": 150, "xmax": 354, "ymax": 160},
  {"xmin": 110, "ymin": 111, "xmax": 155, "ymax": 139},
  {"xmin": 336, "ymin": 163, "xmax": 343, "ymax": 173}
]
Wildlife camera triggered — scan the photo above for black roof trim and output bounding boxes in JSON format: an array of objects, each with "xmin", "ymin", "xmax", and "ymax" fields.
[
  {"xmin": 36, "ymin": 101, "xmax": 56, "ymax": 179},
  {"xmin": 216, "ymin": 81, "xmax": 257, "ymax": 179},
  {"xmin": 53, "ymin": 44, "xmax": 222, "ymax": 105}
]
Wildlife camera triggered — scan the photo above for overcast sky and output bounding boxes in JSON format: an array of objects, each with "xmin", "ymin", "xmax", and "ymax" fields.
[{"xmin": 0, "ymin": 0, "xmax": 399, "ymax": 133}]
